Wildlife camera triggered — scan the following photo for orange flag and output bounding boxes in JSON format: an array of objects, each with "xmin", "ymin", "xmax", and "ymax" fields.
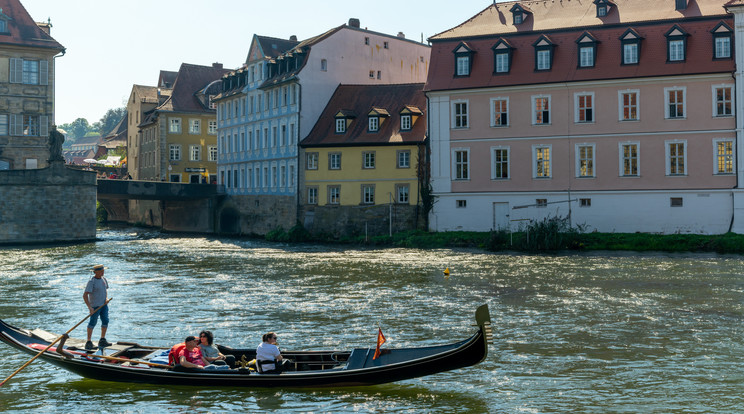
[{"xmin": 373, "ymin": 327, "xmax": 386, "ymax": 360}]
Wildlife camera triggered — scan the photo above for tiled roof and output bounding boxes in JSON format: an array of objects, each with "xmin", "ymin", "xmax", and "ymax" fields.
[
  {"xmin": 104, "ymin": 113, "xmax": 127, "ymax": 139},
  {"xmin": 157, "ymin": 63, "xmax": 231, "ymax": 113},
  {"xmin": 0, "ymin": 0, "xmax": 64, "ymax": 51},
  {"xmin": 302, "ymin": 83, "xmax": 426, "ymax": 147},
  {"xmin": 255, "ymin": 35, "xmax": 301, "ymax": 60},
  {"xmin": 159, "ymin": 70, "xmax": 178, "ymax": 88},
  {"xmin": 131, "ymin": 84, "xmax": 160, "ymax": 104},
  {"xmin": 430, "ymin": 0, "xmax": 729, "ymax": 41}
]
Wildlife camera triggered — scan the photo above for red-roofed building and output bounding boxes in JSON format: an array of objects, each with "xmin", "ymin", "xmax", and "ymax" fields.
[
  {"xmin": 426, "ymin": 0, "xmax": 740, "ymax": 234},
  {"xmin": 0, "ymin": 0, "xmax": 64, "ymax": 170},
  {"xmin": 300, "ymin": 83, "xmax": 427, "ymax": 237}
]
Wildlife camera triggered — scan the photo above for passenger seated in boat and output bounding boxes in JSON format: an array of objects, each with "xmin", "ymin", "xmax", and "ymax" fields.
[
  {"xmin": 198, "ymin": 330, "xmax": 235, "ymax": 367},
  {"xmin": 256, "ymin": 332, "xmax": 283, "ymax": 373},
  {"xmin": 177, "ymin": 335, "xmax": 206, "ymax": 369}
]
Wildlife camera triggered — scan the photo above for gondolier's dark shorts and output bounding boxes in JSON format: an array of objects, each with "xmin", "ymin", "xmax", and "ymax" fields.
[{"xmin": 88, "ymin": 304, "xmax": 109, "ymax": 328}]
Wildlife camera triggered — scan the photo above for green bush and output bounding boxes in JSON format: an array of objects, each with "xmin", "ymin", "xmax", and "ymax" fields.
[{"xmin": 96, "ymin": 201, "xmax": 108, "ymax": 225}]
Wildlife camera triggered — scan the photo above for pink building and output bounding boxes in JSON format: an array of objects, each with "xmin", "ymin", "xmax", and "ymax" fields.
[{"xmin": 426, "ymin": 0, "xmax": 740, "ymax": 234}]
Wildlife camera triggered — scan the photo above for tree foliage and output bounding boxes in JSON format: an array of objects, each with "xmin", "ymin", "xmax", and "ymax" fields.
[
  {"xmin": 96, "ymin": 107, "xmax": 126, "ymax": 137},
  {"xmin": 57, "ymin": 106, "xmax": 126, "ymax": 145}
]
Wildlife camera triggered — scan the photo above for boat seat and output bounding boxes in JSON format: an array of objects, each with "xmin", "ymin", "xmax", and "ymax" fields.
[{"xmin": 344, "ymin": 349, "xmax": 371, "ymax": 370}]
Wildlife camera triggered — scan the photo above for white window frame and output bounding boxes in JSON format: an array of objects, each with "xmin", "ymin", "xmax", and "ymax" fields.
[
  {"xmin": 664, "ymin": 87, "xmax": 686, "ymax": 119},
  {"xmin": 189, "ymin": 119, "xmax": 201, "ymax": 134},
  {"xmin": 579, "ymin": 46, "xmax": 594, "ymax": 67},
  {"xmin": 208, "ymin": 145, "xmax": 217, "ymax": 162},
  {"xmin": 306, "ymin": 152, "xmax": 318, "ymax": 170},
  {"xmin": 452, "ymin": 100, "xmax": 469, "ymax": 129},
  {"xmin": 574, "ymin": 92, "xmax": 594, "ymax": 123},
  {"xmin": 400, "ymin": 115, "xmax": 412, "ymax": 131},
  {"xmin": 362, "ymin": 184, "xmax": 375, "ymax": 204},
  {"xmin": 669, "ymin": 39, "xmax": 685, "ymax": 62},
  {"xmin": 368, "ymin": 116, "xmax": 379, "ymax": 132},
  {"xmin": 715, "ymin": 36, "xmax": 731, "ymax": 59},
  {"xmin": 665, "ymin": 139, "xmax": 687, "ymax": 176},
  {"xmin": 169, "ymin": 118, "xmax": 182, "ymax": 133},
  {"xmin": 396, "ymin": 184, "xmax": 410, "ymax": 204},
  {"xmin": 618, "ymin": 141, "xmax": 640, "ymax": 177},
  {"xmin": 307, "ymin": 187, "xmax": 318, "ymax": 205},
  {"xmin": 490, "ymin": 97, "xmax": 509, "ymax": 127},
  {"xmin": 169, "ymin": 144, "xmax": 181, "ymax": 161},
  {"xmin": 363, "ymin": 151, "xmax": 376, "ymax": 169},
  {"xmin": 712, "ymin": 84, "xmax": 734, "ymax": 117},
  {"xmin": 713, "ymin": 138, "xmax": 735, "ymax": 175},
  {"xmin": 328, "ymin": 186, "xmax": 340, "ymax": 205},
  {"xmin": 453, "ymin": 148, "xmax": 470, "ymax": 180},
  {"xmin": 536, "ymin": 49, "xmax": 551, "ymax": 70},
  {"xmin": 456, "ymin": 56, "xmax": 470, "ymax": 76},
  {"xmin": 189, "ymin": 145, "xmax": 201, "ymax": 161},
  {"xmin": 335, "ymin": 118, "xmax": 346, "ymax": 133},
  {"xmin": 208, "ymin": 120, "xmax": 217, "ymax": 134},
  {"xmin": 397, "ymin": 150, "xmax": 411, "ymax": 168},
  {"xmin": 575, "ymin": 143, "xmax": 596, "ymax": 178},
  {"xmin": 618, "ymin": 89, "xmax": 640, "ymax": 121},
  {"xmin": 495, "ymin": 52, "xmax": 509, "ymax": 73},
  {"xmin": 532, "ymin": 144, "xmax": 552, "ymax": 178},
  {"xmin": 329, "ymin": 152, "xmax": 341, "ymax": 170},
  {"xmin": 623, "ymin": 43, "xmax": 639, "ymax": 64},
  {"xmin": 532, "ymin": 95, "xmax": 551, "ymax": 125},
  {"xmin": 490, "ymin": 146, "xmax": 510, "ymax": 180}
]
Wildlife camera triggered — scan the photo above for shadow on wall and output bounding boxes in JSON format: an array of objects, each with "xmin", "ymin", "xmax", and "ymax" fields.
[{"xmin": 219, "ymin": 207, "xmax": 240, "ymax": 235}]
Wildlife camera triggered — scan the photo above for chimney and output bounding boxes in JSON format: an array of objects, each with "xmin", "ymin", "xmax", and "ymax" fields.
[
  {"xmin": 212, "ymin": 62, "xmax": 223, "ymax": 69},
  {"xmin": 36, "ymin": 19, "xmax": 52, "ymax": 35},
  {"xmin": 290, "ymin": 35, "xmax": 297, "ymax": 41},
  {"xmin": 348, "ymin": 18, "xmax": 360, "ymax": 28},
  {"xmin": 397, "ymin": 32, "xmax": 405, "ymax": 39},
  {"xmin": 675, "ymin": 0, "xmax": 687, "ymax": 10}
]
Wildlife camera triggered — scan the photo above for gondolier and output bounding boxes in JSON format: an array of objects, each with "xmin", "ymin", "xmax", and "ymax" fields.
[{"xmin": 83, "ymin": 265, "xmax": 111, "ymax": 350}]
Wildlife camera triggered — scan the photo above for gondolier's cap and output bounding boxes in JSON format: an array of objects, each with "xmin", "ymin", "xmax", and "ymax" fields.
[{"xmin": 92, "ymin": 264, "xmax": 106, "ymax": 271}]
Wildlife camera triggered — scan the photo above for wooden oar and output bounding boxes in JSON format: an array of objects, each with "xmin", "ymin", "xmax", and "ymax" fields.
[
  {"xmin": 83, "ymin": 353, "xmax": 171, "ymax": 369},
  {"xmin": 0, "ymin": 297, "xmax": 113, "ymax": 387}
]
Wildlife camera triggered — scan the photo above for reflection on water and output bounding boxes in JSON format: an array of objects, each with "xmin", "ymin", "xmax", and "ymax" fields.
[{"xmin": 1, "ymin": 227, "xmax": 744, "ymax": 412}]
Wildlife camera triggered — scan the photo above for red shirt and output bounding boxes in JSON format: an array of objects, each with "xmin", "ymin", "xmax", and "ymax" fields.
[{"xmin": 178, "ymin": 346, "xmax": 205, "ymax": 366}]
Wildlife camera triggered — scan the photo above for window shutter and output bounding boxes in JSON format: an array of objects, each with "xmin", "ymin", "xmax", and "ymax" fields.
[
  {"xmin": 39, "ymin": 60, "xmax": 48, "ymax": 85},
  {"xmin": 10, "ymin": 114, "xmax": 19, "ymax": 135},
  {"xmin": 9, "ymin": 58, "xmax": 21, "ymax": 83},
  {"xmin": 40, "ymin": 115, "xmax": 48, "ymax": 137}
]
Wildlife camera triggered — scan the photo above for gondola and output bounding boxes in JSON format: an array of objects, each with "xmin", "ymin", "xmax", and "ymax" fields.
[{"xmin": 0, "ymin": 305, "xmax": 492, "ymax": 387}]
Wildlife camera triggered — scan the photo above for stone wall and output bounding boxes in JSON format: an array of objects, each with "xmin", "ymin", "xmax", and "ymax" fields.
[
  {"xmin": 301, "ymin": 204, "xmax": 422, "ymax": 239},
  {"xmin": 0, "ymin": 162, "xmax": 97, "ymax": 244},
  {"xmin": 222, "ymin": 194, "xmax": 297, "ymax": 236}
]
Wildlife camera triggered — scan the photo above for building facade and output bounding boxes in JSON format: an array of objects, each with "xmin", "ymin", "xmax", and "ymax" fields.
[
  {"xmin": 426, "ymin": 0, "xmax": 739, "ymax": 234},
  {"xmin": 136, "ymin": 63, "xmax": 227, "ymax": 183},
  {"xmin": 216, "ymin": 19, "xmax": 431, "ymax": 235},
  {"xmin": 0, "ymin": 0, "xmax": 64, "ymax": 170},
  {"xmin": 300, "ymin": 83, "xmax": 427, "ymax": 237}
]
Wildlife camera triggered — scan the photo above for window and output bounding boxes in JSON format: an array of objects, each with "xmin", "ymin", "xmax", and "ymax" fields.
[
  {"xmin": 597, "ymin": 5, "xmax": 607, "ymax": 17},
  {"xmin": 665, "ymin": 87, "xmax": 685, "ymax": 119},
  {"xmin": 666, "ymin": 140, "xmax": 686, "ymax": 176},
  {"xmin": 189, "ymin": 119, "xmax": 201, "ymax": 134},
  {"xmin": 400, "ymin": 115, "xmax": 412, "ymax": 131},
  {"xmin": 491, "ymin": 147, "xmax": 509, "ymax": 179},
  {"xmin": 665, "ymin": 25, "xmax": 688, "ymax": 62},
  {"xmin": 363, "ymin": 151, "xmax": 376, "ymax": 169},
  {"xmin": 10, "ymin": 58, "xmax": 47, "ymax": 85},
  {"xmin": 536, "ymin": 199, "xmax": 548, "ymax": 208},
  {"xmin": 453, "ymin": 100, "xmax": 469, "ymax": 128},
  {"xmin": 396, "ymin": 150, "xmax": 411, "ymax": 168},
  {"xmin": 533, "ymin": 36, "xmax": 554, "ymax": 71},
  {"xmin": 492, "ymin": 40, "xmax": 513, "ymax": 74},
  {"xmin": 329, "ymin": 152, "xmax": 341, "ymax": 170},
  {"xmin": 619, "ymin": 90, "xmax": 639, "ymax": 121},
  {"xmin": 619, "ymin": 28, "xmax": 642, "ymax": 65},
  {"xmin": 576, "ymin": 33, "xmax": 598, "ymax": 68},
  {"xmin": 714, "ymin": 139, "xmax": 734, "ymax": 175},
  {"xmin": 623, "ymin": 43, "xmax": 638, "ymax": 64},
  {"xmin": 190, "ymin": 145, "xmax": 201, "ymax": 161},
  {"xmin": 712, "ymin": 23, "xmax": 733, "ymax": 59},
  {"xmin": 362, "ymin": 185, "xmax": 375, "ymax": 204},
  {"xmin": 532, "ymin": 96, "xmax": 550, "ymax": 125},
  {"xmin": 575, "ymin": 93, "xmax": 594, "ymax": 123},
  {"xmin": 170, "ymin": 174, "xmax": 181, "ymax": 183},
  {"xmin": 208, "ymin": 120, "xmax": 217, "ymax": 134},
  {"xmin": 534, "ymin": 145, "xmax": 551, "ymax": 178},
  {"xmin": 169, "ymin": 118, "xmax": 181, "ymax": 133},
  {"xmin": 306, "ymin": 152, "xmax": 318, "ymax": 170},
  {"xmin": 456, "ymin": 200, "xmax": 467, "ymax": 208},
  {"xmin": 453, "ymin": 43, "xmax": 473, "ymax": 77},
  {"xmin": 396, "ymin": 184, "xmax": 410, "ymax": 204},
  {"xmin": 491, "ymin": 98, "xmax": 508, "ymax": 127},
  {"xmin": 454, "ymin": 149, "xmax": 469, "ymax": 180},
  {"xmin": 671, "ymin": 197, "xmax": 683, "ymax": 207},
  {"xmin": 580, "ymin": 198, "xmax": 592, "ymax": 207},
  {"xmin": 620, "ymin": 142, "xmax": 639, "ymax": 176},
  {"xmin": 368, "ymin": 116, "xmax": 379, "ymax": 132},
  {"xmin": 335, "ymin": 118, "xmax": 346, "ymax": 133},
  {"xmin": 510, "ymin": 4, "xmax": 529, "ymax": 25},
  {"xmin": 369, "ymin": 70, "xmax": 375, "ymax": 79},
  {"xmin": 169, "ymin": 144, "xmax": 181, "ymax": 161},
  {"xmin": 328, "ymin": 186, "xmax": 340, "ymax": 204},
  {"xmin": 714, "ymin": 85, "xmax": 733, "ymax": 117},
  {"xmin": 576, "ymin": 144, "xmax": 595, "ymax": 177},
  {"xmin": 0, "ymin": 20, "xmax": 6, "ymax": 33},
  {"xmin": 22, "ymin": 115, "xmax": 39, "ymax": 136},
  {"xmin": 307, "ymin": 187, "xmax": 318, "ymax": 205},
  {"xmin": 364, "ymin": 37, "xmax": 369, "ymax": 45},
  {"xmin": 208, "ymin": 145, "xmax": 217, "ymax": 162}
]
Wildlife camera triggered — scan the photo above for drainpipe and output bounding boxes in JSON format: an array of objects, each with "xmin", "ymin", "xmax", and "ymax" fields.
[{"xmin": 295, "ymin": 81, "xmax": 302, "ymax": 226}]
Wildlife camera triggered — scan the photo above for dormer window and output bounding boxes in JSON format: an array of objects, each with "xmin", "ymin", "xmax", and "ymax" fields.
[
  {"xmin": 675, "ymin": 0, "xmax": 687, "ymax": 11},
  {"xmin": 453, "ymin": 42, "xmax": 474, "ymax": 77},
  {"xmin": 510, "ymin": 4, "xmax": 531, "ymax": 25},
  {"xmin": 492, "ymin": 39, "xmax": 514, "ymax": 74},
  {"xmin": 576, "ymin": 32, "xmax": 599, "ymax": 68},
  {"xmin": 620, "ymin": 28, "xmax": 643, "ymax": 65},
  {"xmin": 712, "ymin": 22, "xmax": 733, "ymax": 60},
  {"xmin": 665, "ymin": 25, "xmax": 689, "ymax": 62},
  {"xmin": 533, "ymin": 35, "xmax": 555, "ymax": 71},
  {"xmin": 593, "ymin": 0, "xmax": 614, "ymax": 17},
  {"xmin": 399, "ymin": 106, "xmax": 423, "ymax": 131},
  {"xmin": 334, "ymin": 110, "xmax": 355, "ymax": 134},
  {"xmin": 367, "ymin": 107, "xmax": 390, "ymax": 132}
]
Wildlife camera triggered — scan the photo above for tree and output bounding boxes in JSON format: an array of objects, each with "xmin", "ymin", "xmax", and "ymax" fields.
[
  {"xmin": 96, "ymin": 107, "xmax": 126, "ymax": 137},
  {"xmin": 64, "ymin": 118, "xmax": 91, "ymax": 141}
]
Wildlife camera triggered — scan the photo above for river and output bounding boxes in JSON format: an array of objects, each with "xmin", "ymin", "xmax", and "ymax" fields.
[{"xmin": 0, "ymin": 227, "xmax": 743, "ymax": 413}]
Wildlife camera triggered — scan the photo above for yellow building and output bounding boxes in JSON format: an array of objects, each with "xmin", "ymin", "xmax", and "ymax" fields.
[
  {"xmin": 300, "ymin": 83, "xmax": 427, "ymax": 237},
  {"xmin": 137, "ymin": 63, "xmax": 228, "ymax": 182},
  {"xmin": 0, "ymin": 1, "xmax": 64, "ymax": 170}
]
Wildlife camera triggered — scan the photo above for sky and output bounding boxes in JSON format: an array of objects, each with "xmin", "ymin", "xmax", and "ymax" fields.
[{"xmin": 20, "ymin": 0, "xmax": 506, "ymax": 126}]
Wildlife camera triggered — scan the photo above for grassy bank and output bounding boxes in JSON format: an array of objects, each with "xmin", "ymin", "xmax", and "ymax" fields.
[{"xmin": 265, "ymin": 219, "xmax": 744, "ymax": 254}]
